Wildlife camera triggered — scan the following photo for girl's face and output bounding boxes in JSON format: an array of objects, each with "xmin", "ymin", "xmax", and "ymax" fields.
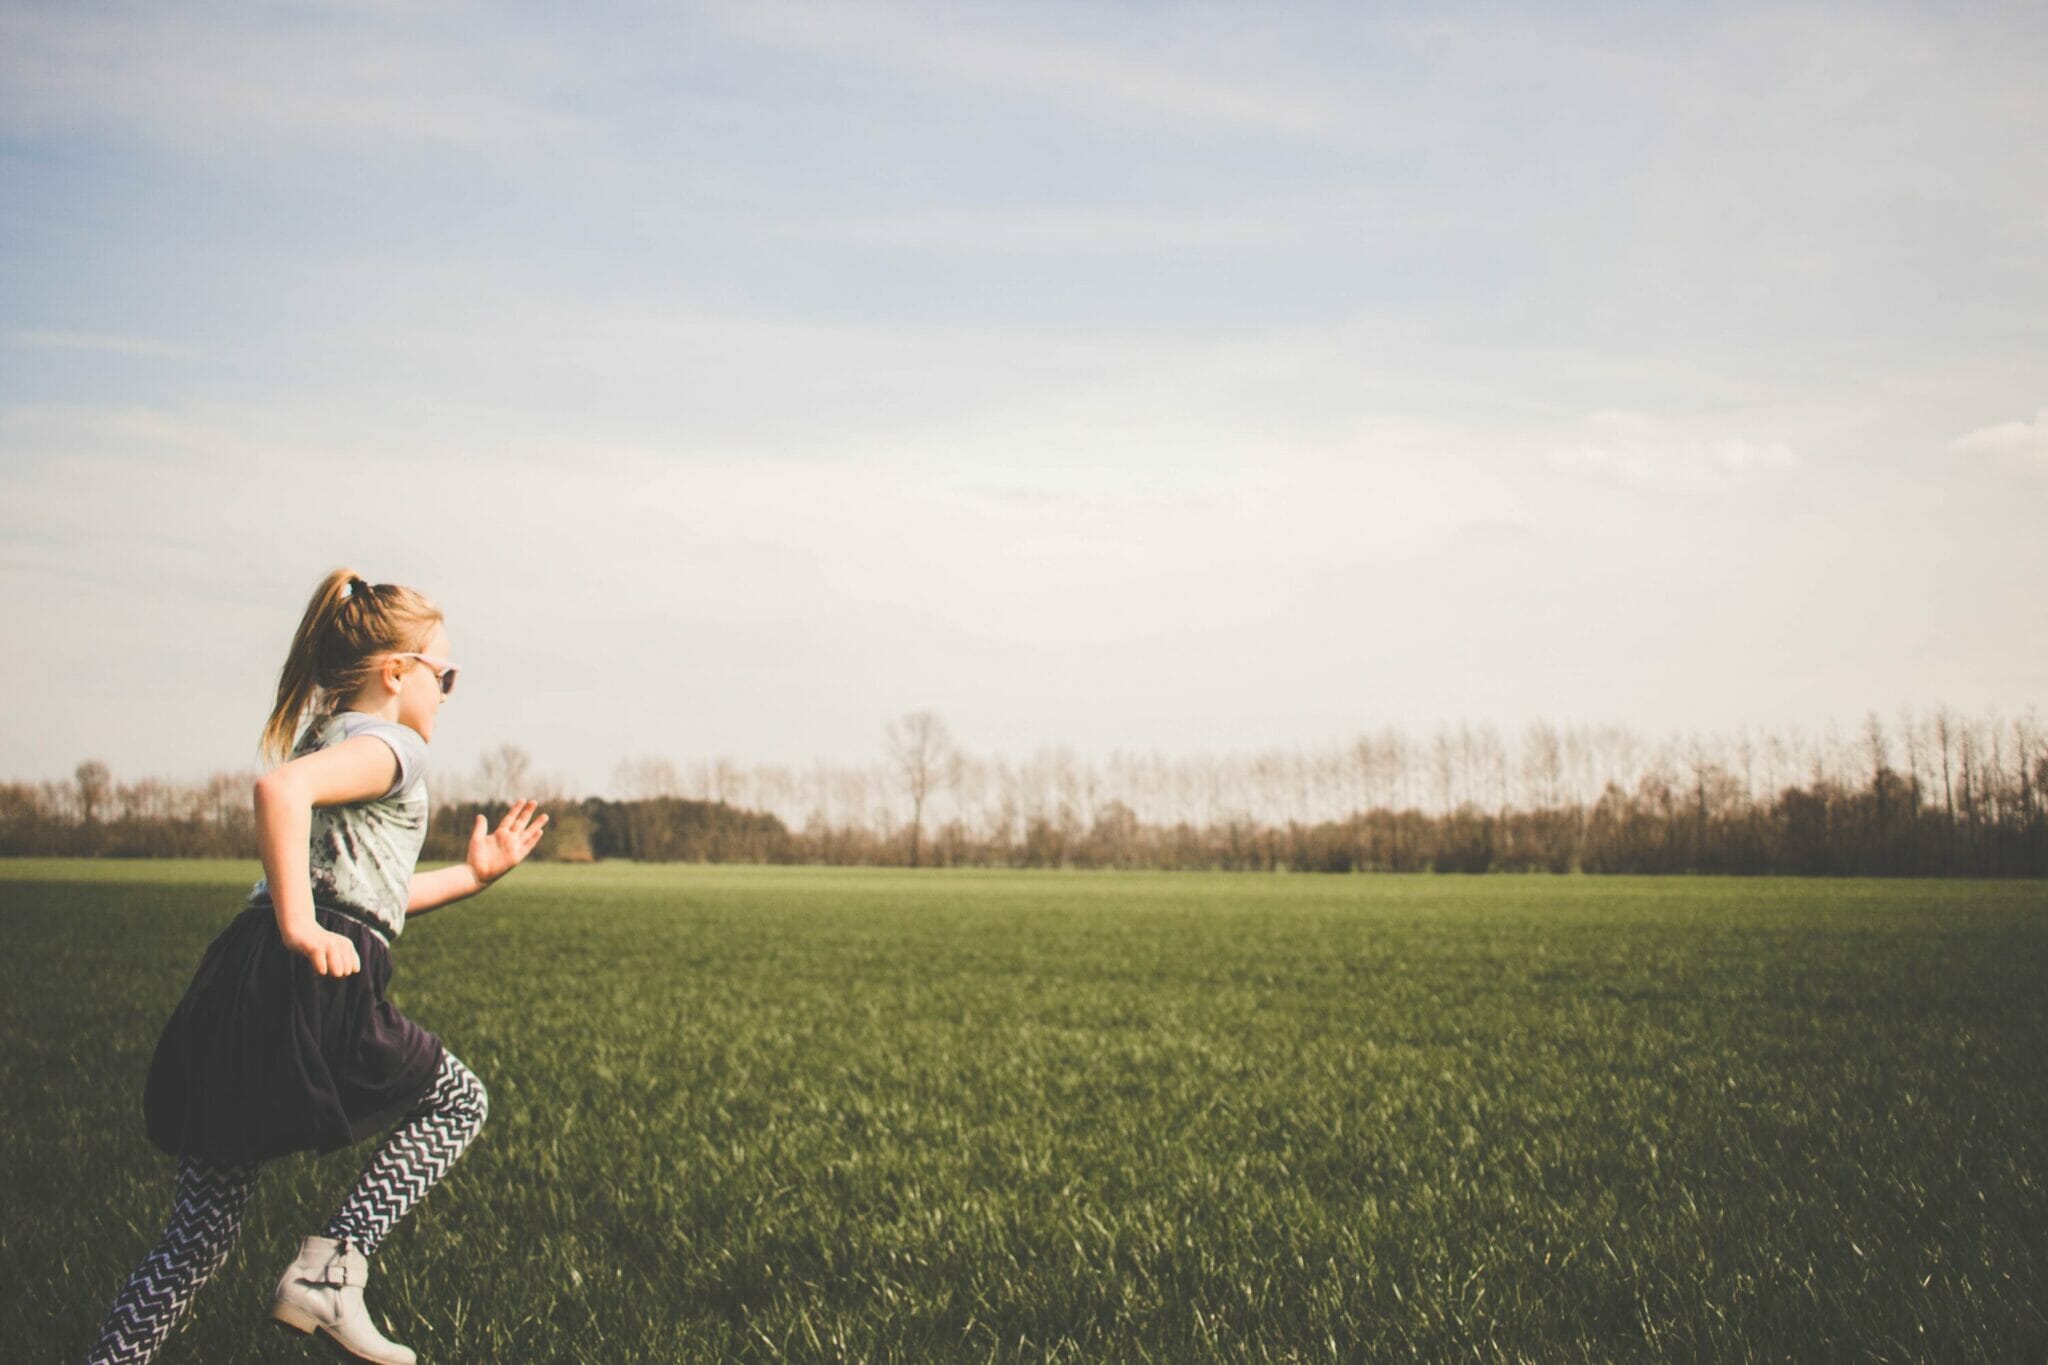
[{"xmin": 393, "ymin": 621, "xmax": 453, "ymax": 742}]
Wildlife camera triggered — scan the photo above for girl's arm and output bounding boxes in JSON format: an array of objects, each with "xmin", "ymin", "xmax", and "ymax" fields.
[
  {"xmin": 253, "ymin": 734, "xmax": 407, "ymax": 978},
  {"xmin": 407, "ymin": 800, "xmax": 548, "ymax": 917}
]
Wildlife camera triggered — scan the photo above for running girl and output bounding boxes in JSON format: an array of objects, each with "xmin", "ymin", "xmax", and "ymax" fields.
[{"xmin": 84, "ymin": 569, "xmax": 547, "ymax": 1365}]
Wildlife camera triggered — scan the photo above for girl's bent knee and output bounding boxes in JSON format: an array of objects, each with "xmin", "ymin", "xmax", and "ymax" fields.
[{"xmin": 442, "ymin": 1054, "xmax": 488, "ymax": 1130}]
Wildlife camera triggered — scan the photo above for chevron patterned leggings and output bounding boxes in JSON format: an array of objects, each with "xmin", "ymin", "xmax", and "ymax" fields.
[{"xmin": 84, "ymin": 1051, "xmax": 486, "ymax": 1365}]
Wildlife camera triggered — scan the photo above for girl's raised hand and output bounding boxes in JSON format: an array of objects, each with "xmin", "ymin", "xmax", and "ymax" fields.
[{"xmin": 469, "ymin": 798, "xmax": 549, "ymax": 886}]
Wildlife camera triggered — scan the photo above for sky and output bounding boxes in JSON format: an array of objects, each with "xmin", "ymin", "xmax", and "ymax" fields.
[{"xmin": 2, "ymin": 0, "xmax": 2044, "ymax": 794}]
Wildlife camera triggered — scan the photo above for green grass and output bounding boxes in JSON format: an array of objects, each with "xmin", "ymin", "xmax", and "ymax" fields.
[{"xmin": 5, "ymin": 860, "xmax": 2046, "ymax": 1362}]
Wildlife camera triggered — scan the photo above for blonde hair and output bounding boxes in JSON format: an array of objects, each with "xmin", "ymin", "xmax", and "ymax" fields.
[{"xmin": 261, "ymin": 569, "xmax": 444, "ymax": 764}]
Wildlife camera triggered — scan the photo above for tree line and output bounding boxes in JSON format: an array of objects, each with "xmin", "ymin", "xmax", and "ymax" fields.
[{"xmin": 5, "ymin": 708, "xmax": 2043, "ymax": 875}]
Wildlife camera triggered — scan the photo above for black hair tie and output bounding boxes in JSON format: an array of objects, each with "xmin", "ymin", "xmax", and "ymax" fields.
[{"xmin": 348, "ymin": 576, "xmax": 374, "ymax": 604}]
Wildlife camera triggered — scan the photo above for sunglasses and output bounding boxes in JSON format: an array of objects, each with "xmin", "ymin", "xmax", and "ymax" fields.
[{"xmin": 392, "ymin": 652, "xmax": 460, "ymax": 697}]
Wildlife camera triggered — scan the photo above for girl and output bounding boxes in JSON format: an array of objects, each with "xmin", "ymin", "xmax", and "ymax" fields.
[{"xmin": 84, "ymin": 570, "xmax": 548, "ymax": 1365}]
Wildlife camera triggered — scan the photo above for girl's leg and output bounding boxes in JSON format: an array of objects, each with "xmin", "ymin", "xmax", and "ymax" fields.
[
  {"xmin": 323, "ymin": 1050, "xmax": 488, "ymax": 1256},
  {"xmin": 84, "ymin": 1154, "xmax": 261, "ymax": 1365}
]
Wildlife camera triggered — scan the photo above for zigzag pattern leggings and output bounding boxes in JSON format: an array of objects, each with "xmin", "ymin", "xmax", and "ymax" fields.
[{"xmin": 84, "ymin": 1051, "xmax": 486, "ymax": 1365}]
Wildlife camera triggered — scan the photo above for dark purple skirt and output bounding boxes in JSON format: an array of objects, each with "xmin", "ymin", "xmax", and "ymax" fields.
[{"xmin": 144, "ymin": 904, "xmax": 444, "ymax": 1164}]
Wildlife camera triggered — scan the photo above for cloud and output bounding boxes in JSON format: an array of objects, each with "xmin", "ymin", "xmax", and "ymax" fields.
[
  {"xmin": 1449, "ymin": 518, "xmax": 1537, "ymax": 548},
  {"xmin": 1948, "ymin": 408, "xmax": 2048, "ymax": 475},
  {"xmin": 5, "ymin": 330, "xmax": 187, "ymax": 358},
  {"xmin": 823, "ymin": 187, "xmax": 1404, "ymax": 253},
  {"xmin": 831, "ymin": 207, "xmax": 1301, "ymax": 252},
  {"xmin": 0, "ymin": 5, "xmax": 583, "ymax": 156},
  {"xmin": 713, "ymin": 0, "xmax": 1333, "ymax": 135},
  {"xmin": 1549, "ymin": 409, "xmax": 1796, "ymax": 494}
]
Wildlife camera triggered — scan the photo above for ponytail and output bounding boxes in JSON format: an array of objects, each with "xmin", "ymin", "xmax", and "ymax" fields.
[{"xmin": 260, "ymin": 568, "xmax": 445, "ymax": 764}]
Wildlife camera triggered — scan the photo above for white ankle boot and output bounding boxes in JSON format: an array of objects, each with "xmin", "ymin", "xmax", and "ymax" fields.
[{"xmin": 270, "ymin": 1235, "xmax": 417, "ymax": 1365}]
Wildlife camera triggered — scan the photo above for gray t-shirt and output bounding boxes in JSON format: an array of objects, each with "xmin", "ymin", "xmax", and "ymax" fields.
[{"xmin": 246, "ymin": 711, "xmax": 430, "ymax": 939}]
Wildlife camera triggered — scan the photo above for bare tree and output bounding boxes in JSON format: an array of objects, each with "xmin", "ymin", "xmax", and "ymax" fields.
[
  {"xmin": 886, "ymin": 710, "xmax": 956, "ymax": 868},
  {"xmin": 205, "ymin": 770, "xmax": 243, "ymax": 830},
  {"xmin": 75, "ymin": 760, "xmax": 111, "ymax": 825},
  {"xmin": 1521, "ymin": 720, "xmax": 1563, "ymax": 812},
  {"xmin": 1935, "ymin": 707, "xmax": 1957, "ymax": 839},
  {"xmin": 477, "ymin": 743, "xmax": 533, "ymax": 803},
  {"xmin": 1430, "ymin": 729, "xmax": 1456, "ymax": 813},
  {"xmin": 612, "ymin": 756, "xmax": 679, "ymax": 800}
]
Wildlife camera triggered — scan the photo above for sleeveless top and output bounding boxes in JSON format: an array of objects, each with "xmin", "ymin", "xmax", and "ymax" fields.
[{"xmin": 246, "ymin": 710, "xmax": 430, "ymax": 940}]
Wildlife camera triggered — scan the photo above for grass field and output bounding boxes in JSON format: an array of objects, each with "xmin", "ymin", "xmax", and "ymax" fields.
[{"xmin": 4, "ymin": 860, "xmax": 2045, "ymax": 1362}]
